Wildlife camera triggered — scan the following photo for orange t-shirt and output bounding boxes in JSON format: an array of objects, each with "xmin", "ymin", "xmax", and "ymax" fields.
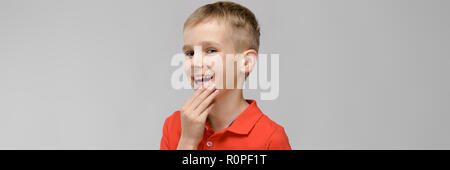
[{"xmin": 160, "ymin": 100, "xmax": 291, "ymax": 150}]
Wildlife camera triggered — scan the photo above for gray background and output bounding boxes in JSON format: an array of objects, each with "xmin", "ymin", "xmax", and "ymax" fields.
[{"xmin": 1, "ymin": 0, "xmax": 449, "ymax": 149}]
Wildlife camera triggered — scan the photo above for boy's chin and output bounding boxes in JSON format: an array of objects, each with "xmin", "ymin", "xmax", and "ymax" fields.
[
  {"xmin": 191, "ymin": 80, "xmax": 217, "ymax": 90},
  {"xmin": 190, "ymin": 83, "xmax": 245, "ymax": 90}
]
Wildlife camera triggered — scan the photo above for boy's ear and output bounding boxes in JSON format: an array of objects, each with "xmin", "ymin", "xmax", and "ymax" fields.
[{"xmin": 240, "ymin": 49, "xmax": 258, "ymax": 75}]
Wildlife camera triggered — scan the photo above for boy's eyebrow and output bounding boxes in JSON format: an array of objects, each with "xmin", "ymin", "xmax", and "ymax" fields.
[
  {"xmin": 182, "ymin": 41, "xmax": 222, "ymax": 51},
  {"xmin": 202, "ymin": 41, "xmax": 221, "ymax": 48},
  {"xmin": 182, "ymin": 45, "xmax": 190, "ymax": 51}
]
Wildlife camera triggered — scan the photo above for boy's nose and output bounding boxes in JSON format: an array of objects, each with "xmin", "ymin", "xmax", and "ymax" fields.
[
  {"xmin": 192, "ymin": 48, "xmax": 207, "ymax": 68},
  {"xmin": 192, "ymin": 53, "xmax": 210, "ymax": 76},
  {"xmin": 192, "ymin": 46, "xmax": 205, "ymax": 67},
  {"xmin": 192, "ymin": 53, "xmax": 203, "ymax": 67}
]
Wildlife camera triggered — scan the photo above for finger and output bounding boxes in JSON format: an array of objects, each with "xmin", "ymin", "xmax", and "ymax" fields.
[
  {"xmin": 190, "ymin": 84, "xmax": 216, "ymax": 110},
  {"xmin": 182, "ymin": 86, "xmax": 207, "ymax": 109},
  {"xmin": 194, "ymin": 90, "xmax": 219, "ymax": 114},
  {"xmin": 199, "ymin": 103, "xmax": 215, "ymax": 120}
]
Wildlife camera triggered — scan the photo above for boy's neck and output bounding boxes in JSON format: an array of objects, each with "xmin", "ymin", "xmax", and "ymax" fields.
[{"xmin": 208, "ymin": 89, "xmax": 249, "ymax": 132}]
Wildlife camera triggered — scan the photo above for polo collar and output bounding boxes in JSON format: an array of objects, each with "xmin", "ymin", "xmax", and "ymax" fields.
[{"xmin": 225, "ymin": 100, "xmax": 263, "ymax": 135}]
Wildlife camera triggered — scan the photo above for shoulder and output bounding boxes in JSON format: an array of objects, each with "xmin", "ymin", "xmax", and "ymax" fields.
[
  {"xmin": 256, "ymin": 114, "xmax": 286, "ymax": 135},
  {"xmin": 254, "ymin": 113, "xmax": 292, "ymax": 150},
  {"xmin": 164, "ymin": 110, "xmax": 180, "ymax": 122},
  {"xmin": 162, "ymin": 110, "xmax": 181, "ymax": 132},
  {"xmin": 160, "ymin": 111, "xmax": 182, "ymax": 150}
]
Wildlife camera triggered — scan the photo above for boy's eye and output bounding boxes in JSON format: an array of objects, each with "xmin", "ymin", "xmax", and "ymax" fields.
[
  {"xmin": 185, "ymin": 51, "xmax": 194, "ymax": 57},
  {"xmin": 206, "ymin": 48, "xmax": 217, "ymax": 54}
]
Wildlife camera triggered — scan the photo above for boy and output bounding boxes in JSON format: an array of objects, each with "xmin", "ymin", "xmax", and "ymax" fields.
[{"xmin": 160, "ymin": 1, "xmax": 291, "ymax": 150}]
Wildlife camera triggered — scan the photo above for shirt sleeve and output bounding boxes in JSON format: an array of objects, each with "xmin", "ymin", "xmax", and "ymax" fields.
[
  {"xmin": 267, "ymin": 127, "xmax": 292, "ymax": 150},
  {"xmin": 160, "ymin": 117, "xmax": 170, "ymax": 150}
]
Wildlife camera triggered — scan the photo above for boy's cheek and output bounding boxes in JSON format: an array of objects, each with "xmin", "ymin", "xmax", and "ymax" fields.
[
  {"xmin": 184, "ymin": 60, "xmax": 192, "ymax": 76},
  {"xmin": 224, "ymin": 55, "xmax": 247, "ymax": 89}
]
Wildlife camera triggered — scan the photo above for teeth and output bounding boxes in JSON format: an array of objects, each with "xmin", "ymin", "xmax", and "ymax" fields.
[{"xmin": 194, "ymin": 75, "xmax": 213, "ymax": 83}]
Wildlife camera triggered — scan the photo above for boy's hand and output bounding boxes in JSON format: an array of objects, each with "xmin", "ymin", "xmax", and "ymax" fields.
[{"xmin": 177, "ymin": 83, "xmax": 219, "ymax": 150}]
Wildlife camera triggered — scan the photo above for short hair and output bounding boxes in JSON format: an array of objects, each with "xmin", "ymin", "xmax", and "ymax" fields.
[{"xmin": 184, "ymin": 1, "xmax": 260, "ymax": 52}]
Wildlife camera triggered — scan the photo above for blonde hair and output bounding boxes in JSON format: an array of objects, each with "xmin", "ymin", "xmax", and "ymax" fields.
[{"xmin": 184, "ymin": 1, "xmax": 260, "ymax": 52}]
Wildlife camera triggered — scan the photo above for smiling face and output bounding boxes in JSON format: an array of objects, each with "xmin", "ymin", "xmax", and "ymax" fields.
[
  {"xmin": 183, "ymin": 19, "xmax": 242, "ymax": 90},
  {"xmin": 182, "ymin": 1, "xmax": 260, "ymax": 91}
]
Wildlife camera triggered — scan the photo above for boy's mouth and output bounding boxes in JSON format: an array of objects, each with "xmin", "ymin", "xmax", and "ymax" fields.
[{"xmin": 192, "ymin": 73, "xmax": 214, "ymax": 88}]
